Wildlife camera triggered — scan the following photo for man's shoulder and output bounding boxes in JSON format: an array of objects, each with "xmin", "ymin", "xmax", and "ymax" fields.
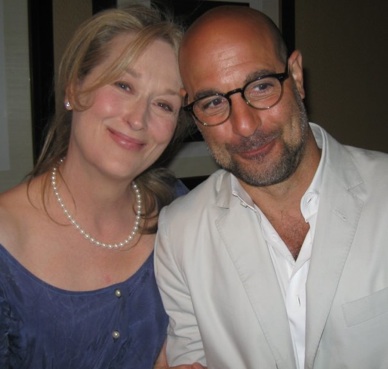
[
  {"xmin": 320, "ymin": 124, "xmax": 388, "ymax": 183},
  {"xmin": 162, "ymin": 169, "xmax": 228, "ymax": 216},
  {"xmin": 344, "ymin": 145, "xmax": 388, "ymax": 175},
  {"xmin": 331, "ymin": 143, "xmax": 388, "ymax": 198}
]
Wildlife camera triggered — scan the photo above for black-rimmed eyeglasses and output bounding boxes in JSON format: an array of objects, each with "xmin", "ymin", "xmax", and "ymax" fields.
[{"xmin": 183, "ymin": 66, "xmax": 289, "ymax": 127}]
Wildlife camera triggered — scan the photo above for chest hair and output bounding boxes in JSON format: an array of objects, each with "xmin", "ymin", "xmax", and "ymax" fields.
[{"xmin": 268, "ymin": 212, "xmax": 309, "ymax": 260}]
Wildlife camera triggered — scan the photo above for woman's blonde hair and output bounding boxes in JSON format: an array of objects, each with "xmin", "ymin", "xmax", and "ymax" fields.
[{"xmin": 29, "ymin": 4, "xmax": 190, "ymax": 233}]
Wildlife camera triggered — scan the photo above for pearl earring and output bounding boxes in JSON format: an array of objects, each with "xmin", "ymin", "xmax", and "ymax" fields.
[{"xmin": 65, "ymin": 101, "xmax": 72, "ymax": 110}]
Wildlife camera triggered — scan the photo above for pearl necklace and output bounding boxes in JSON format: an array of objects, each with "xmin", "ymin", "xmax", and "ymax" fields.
[{"xmin": 51, "ymin": 160, "xmax": 142, "ymax": 249}]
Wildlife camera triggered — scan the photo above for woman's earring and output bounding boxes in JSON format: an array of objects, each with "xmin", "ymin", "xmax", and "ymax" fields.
[{"xmin": 65, "ymin": 101, "xmax": 72, "ymax": 110}]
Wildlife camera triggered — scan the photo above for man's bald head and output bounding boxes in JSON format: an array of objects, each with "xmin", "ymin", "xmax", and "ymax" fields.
[{"xmin": 180, "ymin": 6, "xmax": 288, "ymax": 71}]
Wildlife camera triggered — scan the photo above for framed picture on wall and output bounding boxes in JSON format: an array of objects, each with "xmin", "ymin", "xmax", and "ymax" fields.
[
  {"xmin": 147, "ymin": 0, "xmax": 294, "ymax": 49},
  {"xmin": 154, "ymin": 0, "xmax": 281, "ymax": 27}
]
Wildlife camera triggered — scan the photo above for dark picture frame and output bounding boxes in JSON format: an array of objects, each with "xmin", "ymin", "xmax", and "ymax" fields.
[{"xmin": 28, "ymin": 0, "xmax": 116, "ymax": 161}]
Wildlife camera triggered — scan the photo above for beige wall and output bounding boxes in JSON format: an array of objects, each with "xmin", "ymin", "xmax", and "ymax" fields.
[
  {"xmin": 0, "ymin": 0, "xmax": 33, "ymax": 192},
  {"xmin": 52, "ymin": 0, "xmax": 92, "ymax": 111},
  {"xmin": 295, "ymin": 0, "xmax": 388, "ymax": 152}
]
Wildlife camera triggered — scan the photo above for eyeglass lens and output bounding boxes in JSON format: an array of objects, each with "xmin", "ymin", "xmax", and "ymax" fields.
[{"xmin": 193, "ymin": 75, "xmax": 285, "ymax": 126}]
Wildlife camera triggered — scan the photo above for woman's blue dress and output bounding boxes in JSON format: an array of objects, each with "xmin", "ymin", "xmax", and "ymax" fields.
[{"xmin": 0, "ymin": 245, "xmax": 168, "ymax": 369}]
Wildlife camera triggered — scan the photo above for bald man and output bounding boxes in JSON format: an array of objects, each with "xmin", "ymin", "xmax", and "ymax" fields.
[{"xmin": 155, "ymin": 6, "xmax": 388, "ymax": 369}]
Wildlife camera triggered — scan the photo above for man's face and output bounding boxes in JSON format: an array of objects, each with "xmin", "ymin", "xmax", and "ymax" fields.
[{"xmin": 180, "ymin": 17, "xmax": 309, "ymax": 187}]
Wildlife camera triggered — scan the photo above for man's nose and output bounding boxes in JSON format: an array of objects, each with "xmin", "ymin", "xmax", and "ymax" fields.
[{"xmin": 228, "ymin": 93, "xmax": 262, "ymax": 137}]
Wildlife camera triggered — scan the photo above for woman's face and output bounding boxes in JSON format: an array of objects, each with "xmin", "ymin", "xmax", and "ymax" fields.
[{"xmin": 67, "ymin": 33, "xmax": 182, "ymax": 181}]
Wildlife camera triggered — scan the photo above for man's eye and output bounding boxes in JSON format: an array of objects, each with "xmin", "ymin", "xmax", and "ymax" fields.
[
  {"xmin": 248, "ymin": 79, "xmax": 276, "ymax": 96},
  {"xmin": 200, "ymin": 96, "xmax": 228, "ymax": 113}
]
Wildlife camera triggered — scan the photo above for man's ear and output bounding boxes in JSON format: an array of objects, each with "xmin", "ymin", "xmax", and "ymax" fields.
[{"xmin": 288, "ymin": 50, "xmax": 305, "ymax": 99}]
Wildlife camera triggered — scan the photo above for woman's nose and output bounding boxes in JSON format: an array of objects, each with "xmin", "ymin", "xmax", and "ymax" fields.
[{"xmin": 124, "ymin": 100, "xmax": 148, "ymax": 131}]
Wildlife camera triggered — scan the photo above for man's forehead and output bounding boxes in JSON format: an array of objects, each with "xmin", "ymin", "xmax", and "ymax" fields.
[
  {"xmin": 181, "ymin": 30, "xmax": 276, "ymax": 74},
  {"xmin": 181, "ymin": 14, "xmax": 273, "ymax": 60}
]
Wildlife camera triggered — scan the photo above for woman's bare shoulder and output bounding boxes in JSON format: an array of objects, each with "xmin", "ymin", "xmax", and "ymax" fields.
[
  {"xmin": 0, "ymin": 180, "xmax": 31, "ymax": 212},
  {"xmin": 0, "ymin": 180, "xmax": 40, "ymax": 252}
]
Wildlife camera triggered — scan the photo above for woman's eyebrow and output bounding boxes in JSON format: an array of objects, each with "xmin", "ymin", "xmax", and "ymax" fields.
[
  {"xmin": 161, "ymin": 89, "xmax": 182, "ymax": 97},
  {"xmin": 124, "ymin": 67, "xmax": 140, "ymax": 78}
]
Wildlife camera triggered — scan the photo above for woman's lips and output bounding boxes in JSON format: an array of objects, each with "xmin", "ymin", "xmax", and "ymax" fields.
[{"xmin": 108, "ymin": 128, "xmax": 145, "ymax": 151}]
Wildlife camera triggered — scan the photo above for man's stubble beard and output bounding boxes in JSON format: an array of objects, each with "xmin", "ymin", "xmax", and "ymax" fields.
[{"xmin": 206, "ymin": 89, "xmax": 310, "ymax": 187}]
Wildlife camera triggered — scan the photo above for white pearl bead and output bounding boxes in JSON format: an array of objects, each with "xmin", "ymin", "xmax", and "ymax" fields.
[{"xmin": 51, "ymin": 158, "xmax": 142, "ymax": 249}]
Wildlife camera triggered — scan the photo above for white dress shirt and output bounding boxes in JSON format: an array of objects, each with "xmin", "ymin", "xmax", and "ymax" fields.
[{"xmin": 231, "ymin": 126, "xmax": 327, "ymax": 369}]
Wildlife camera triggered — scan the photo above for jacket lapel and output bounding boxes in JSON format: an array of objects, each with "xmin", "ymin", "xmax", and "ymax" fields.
[
  {"xmin": 305, "ymin": 133, "xmax": 365, "ymax": 368},
  {"xmin": 215, "ymin": 174, "xmax": 297, "ymax": 368}
]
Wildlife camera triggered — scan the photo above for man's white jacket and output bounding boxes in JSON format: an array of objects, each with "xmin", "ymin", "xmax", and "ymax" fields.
[{"xmin": 155, "ymin": 123, "xmax": 388, "ymax": 369}]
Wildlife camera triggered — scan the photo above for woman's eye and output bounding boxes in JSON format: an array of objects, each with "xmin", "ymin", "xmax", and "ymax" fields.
[
  {"xmin": 115, "ymin": 82, "xmax": 131, "ymax": 92},
  {"xmin": 157, "ymin": 102, "xmax": 174, "ymax": 113}
]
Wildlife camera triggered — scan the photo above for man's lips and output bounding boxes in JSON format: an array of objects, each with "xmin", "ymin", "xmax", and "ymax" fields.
[
  {"xmin": 238, "ymin": 139, "xmax": 275, "ymax": 159},
  {"xmin": 108, "ymin": 128, "xmax": 145, "ymax": 151},
  {"xmin": 229, "ymin": 135, "xmax": 277, "ymax": 160}
]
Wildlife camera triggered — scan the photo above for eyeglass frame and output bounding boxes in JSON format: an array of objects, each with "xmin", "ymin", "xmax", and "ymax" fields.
[{"xmin": 183, "ymin": 65, "xmax": 289, "ymax": 127}]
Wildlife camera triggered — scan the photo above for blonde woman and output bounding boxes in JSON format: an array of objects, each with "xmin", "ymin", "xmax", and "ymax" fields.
[{"xmin": 0, "ymin": 5, "xmax": 203, "ymax": 369}]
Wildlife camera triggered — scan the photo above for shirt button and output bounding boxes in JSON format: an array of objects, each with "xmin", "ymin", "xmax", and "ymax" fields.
[
  {"xmin": 112, "ymin": 330, "xmax": 120, "ymax": 340},
  {"xmin": 114, "ymin": 289, "xmax": 122, "ymax": 298}
]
